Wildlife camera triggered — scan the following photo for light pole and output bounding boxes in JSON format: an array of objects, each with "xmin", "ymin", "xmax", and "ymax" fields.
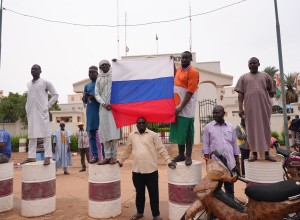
[
  {"xmin": 0, "ymin": 0, "xmax": 3, "ymax": 68},
  {"xmin": 274, "ymin": 0, "xmax": 289, "ymax": 151}
]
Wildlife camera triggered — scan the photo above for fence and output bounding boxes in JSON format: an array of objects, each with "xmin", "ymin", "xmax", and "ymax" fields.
[{"xmin": 118, "ymin": 123, "xmax": 171, "ymax": 145}]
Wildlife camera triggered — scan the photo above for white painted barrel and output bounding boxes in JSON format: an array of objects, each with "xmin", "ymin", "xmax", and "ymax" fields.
[
  {"xmin": 21, "ymin": 161, "xmax": 56, "ymax": 217},
  {"xmin": 88, "ymin": 164, "xmax": 121, "ymax": 219},
  {"xmin": 168, "ymin": 160, "xmax": 202, "ymax": 220},
  {"xmin": 0, "ymin": 161, "xmax": 13, "ymax": 213},
  {"xmin": 19, "ymin": 138, "xmax": 26, "ymax": 153},
  {"xmin": 245, "ymin": 159, "xmax": 284, "ymax": 183}
]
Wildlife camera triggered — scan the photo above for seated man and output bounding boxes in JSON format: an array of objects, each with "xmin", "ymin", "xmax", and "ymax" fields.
[{"xmin": 0, "ymin": 129, "xmax": 12, "ymax": 164}]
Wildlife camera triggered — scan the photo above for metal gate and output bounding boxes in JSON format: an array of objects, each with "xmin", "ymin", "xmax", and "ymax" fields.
[{"xmin": 199, "ymin": 99, "xmax": 217, "ymax": 138}]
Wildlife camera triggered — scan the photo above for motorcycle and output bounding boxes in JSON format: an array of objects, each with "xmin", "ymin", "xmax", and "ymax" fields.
[
  {"xmin": 272, "ymin": 137, "xmax": 300, "ymax": 180},
  {"xmin": 181, "ymin": 151, "xmax": 300, "ymax": 220}
]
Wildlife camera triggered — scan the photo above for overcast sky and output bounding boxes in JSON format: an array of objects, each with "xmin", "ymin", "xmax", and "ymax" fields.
[{"xmin": 1, "ymin": 0, "xmax": 299, "ymax": 103}]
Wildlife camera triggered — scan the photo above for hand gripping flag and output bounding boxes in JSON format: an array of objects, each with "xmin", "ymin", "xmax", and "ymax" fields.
[{"xmin": 111, "ymin": 57, "xmax": 175, "ymax": 127}]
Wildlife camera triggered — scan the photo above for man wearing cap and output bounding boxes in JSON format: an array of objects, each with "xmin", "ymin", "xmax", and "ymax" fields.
[
  {"xmin": 95, "ymin": 60, "xmax": 120, "ymax": 165},
  {"xmin": 83, "ymin": 66, "xmax": 100, "ymax": 163},
  {"xmin": 53, "ymin": 121, "xmax": 72, "ymax": 175},
  {"xmin": 76, "ymin": 122, "xmax": 89, "ymax": 172}
]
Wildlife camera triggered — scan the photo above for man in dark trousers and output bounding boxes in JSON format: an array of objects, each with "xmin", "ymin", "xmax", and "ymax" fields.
[
  {"xmin": 119, "ymin": 117, "xmax": 176, "ymax": 220},
  {"xmin": 82, "ymin": 66, "xmax": 100, "ymax": 163}
]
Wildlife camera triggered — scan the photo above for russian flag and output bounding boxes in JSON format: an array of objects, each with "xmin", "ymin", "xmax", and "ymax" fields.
[{"xmin": 111, "ymin": 57, "xmax": 176, "ymax": 128}]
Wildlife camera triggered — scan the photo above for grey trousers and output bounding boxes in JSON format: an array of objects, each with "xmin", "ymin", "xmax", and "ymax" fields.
[{"xmin": 0, "ymin": 153, "xmax": 10, "ymax": 164}]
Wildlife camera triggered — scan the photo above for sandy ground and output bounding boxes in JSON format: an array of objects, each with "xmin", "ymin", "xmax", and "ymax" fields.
[{"xmin": 1, "ymin": 144, "xmax": 249, "ymax": 220}]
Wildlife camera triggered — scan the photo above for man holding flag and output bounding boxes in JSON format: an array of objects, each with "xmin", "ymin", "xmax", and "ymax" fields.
[{"xmin": 170, "ymin": 51, "xmax": 200, "ymax": 166}]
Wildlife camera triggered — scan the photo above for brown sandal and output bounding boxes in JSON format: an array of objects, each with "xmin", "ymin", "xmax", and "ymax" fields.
[
  {"xmin": 130, "ymin": 213, "xmax": 143, "ymax": 220},
  {"xmin": 248, "ymin": 155, "xmax": 257, "ymax": 162},
  {"xmin": 265, "ymin": 156, "xmax": 277, "ymax": 162}
]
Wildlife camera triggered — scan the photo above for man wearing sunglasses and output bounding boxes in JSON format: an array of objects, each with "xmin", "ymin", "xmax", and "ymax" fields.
[{"xmin": 119, "ymin": 117, "xmax": 176, "ymax": 220}]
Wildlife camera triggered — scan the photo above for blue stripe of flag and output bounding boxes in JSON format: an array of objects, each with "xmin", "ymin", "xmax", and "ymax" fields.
[{"xmin": 111, "ymin": 77, "xmax": 174, "ymax": 104}]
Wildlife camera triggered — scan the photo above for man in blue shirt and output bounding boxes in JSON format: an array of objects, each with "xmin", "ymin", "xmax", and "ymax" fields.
[
  {"xmin": 0, "ymin": 129, "xmax": 12, "ymax": 163},
  {"xmin": 82, "ymin": 66, "xmax": 100, "ymax": 163}
]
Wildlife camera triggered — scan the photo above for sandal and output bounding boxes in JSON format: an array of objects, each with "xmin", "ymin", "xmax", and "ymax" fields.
[
  {"xmin": 248, "ymin": 155, "xmax": 257, "ymax": 162},
  {"xmin": 265, "ymin": 156, "xmax": 277, "ymax": 162},
  {"xmin": 130, "ymin": 213, "xmax": 143, "ymax": 220}
]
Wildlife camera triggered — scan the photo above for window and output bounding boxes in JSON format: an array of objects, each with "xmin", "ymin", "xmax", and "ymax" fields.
[
  {"xmin": 232, "ymin": 111, "xmax": 239, "ymax": 116},
  {"xmin": 71, "ymin": 96, "xmax": 74, "ymax": 101}
]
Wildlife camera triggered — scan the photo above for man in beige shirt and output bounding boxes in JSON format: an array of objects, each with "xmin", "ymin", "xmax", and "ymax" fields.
[{"xmin": 119, "ymin": 117, "xmax": 176, "ymax": 220}]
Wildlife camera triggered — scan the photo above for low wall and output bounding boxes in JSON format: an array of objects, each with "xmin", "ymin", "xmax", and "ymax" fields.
[{"xmin": 194, "ymin": 113, "xmax": 292, "ymax": 145}]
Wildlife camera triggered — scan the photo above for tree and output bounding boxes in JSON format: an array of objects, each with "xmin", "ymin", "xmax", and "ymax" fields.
[
  {"xmin": 0, "ymin": 92, "xmax": 60, "ymax": 128},
  {"xmin": 264, "ymin": 66, "xmax": 280, "ymax": 99},
  {"xmin": 0, "ymin": 92, "xmax": 26, "ymax": 123},
  {"xmin": 264, "ymin": 66, "xmax": 279, "ymax": 80},
  {"xmin": 285, "ymin": 73, "xmax": 299, "ymax": 104}
]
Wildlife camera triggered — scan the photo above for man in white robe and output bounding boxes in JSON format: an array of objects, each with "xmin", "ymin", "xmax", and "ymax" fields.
[
  {"xmin": 21, "ymin": 64, "xmax": 59, "ymax": 165},
  {"xmin": 53, "ymin": 121, "xmax": 72, "ymax": 174},
  {"xmin": 95, "ymin": 60, "xmax": 121, "ymax": 165}
]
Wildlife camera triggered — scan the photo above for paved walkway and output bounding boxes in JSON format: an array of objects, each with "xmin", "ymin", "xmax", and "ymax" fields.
[{"xmin": 1, "ymin": 145, "xmax": 248, "ymax": 220}]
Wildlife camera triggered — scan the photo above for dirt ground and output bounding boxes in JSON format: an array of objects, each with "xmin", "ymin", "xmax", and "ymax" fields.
[{"xmin": 1, "ymin": 144, "xmax": 248, "ymax": 220}]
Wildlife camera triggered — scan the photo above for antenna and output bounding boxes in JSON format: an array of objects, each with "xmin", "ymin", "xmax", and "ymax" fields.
[
  {"xmin": 116, "ymin": 0, "xmax": 120, "ymax": 59},
  {"xmin": 189, "ymin": 0, "xmax": 192, "ymax": 53}
]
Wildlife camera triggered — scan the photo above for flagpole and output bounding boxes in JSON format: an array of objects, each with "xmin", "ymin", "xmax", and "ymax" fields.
[
  {"xmin": 125, "ymin": 12, "xmax": 127, "ymax": 56},
  {"xmin": 156, "ymin": 34, "xmax": 158, "ymax": 54},
  {"xmin": 189, "ymin": 0, "xmax": 192, "ymax": 52},
  {"xmin": 274, "ymin": 0, "xmax": 289, "ymax": 150}
]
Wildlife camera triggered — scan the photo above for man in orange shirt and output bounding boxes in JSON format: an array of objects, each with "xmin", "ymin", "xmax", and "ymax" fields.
[{"xmin": 170, "ymin": 51, "xmax": 200, "ymax": 166}]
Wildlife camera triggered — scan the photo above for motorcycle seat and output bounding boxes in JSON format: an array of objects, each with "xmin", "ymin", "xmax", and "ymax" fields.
[
  {"xmin": 245, "ymin": 180, "xmax": 300, "ymax": 202},
  {"xmin": 277, "ymin": 147, "xmax": 290, "ymax": 157}
]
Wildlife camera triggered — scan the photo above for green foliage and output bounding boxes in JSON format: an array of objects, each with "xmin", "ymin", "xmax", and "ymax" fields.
[
  {"xmin": 285, "ymin": 72, "xmax": 299, "ymax": 104},
  {"xmin": 0, "ymin": 92, "xmax": 61, "ymax": 128},
  {"xmin": 70, "ymin": 135, "xmax": 78, "ymax": 152},
  {"xmin": 147, "ymin": 123, "xmax": 170, "ymax": 132},
  {"xmin": 280, "ymin": 130, "xmax": 285, "ymax": 141},
  {"xmin": 264, "ymin": 66, "xmax": 278, "ymax": 79},
  {"xmin": 271, "ymin": 131, "xmax": 280, "ymax": 140},
  {"xmin": 147, "ymin": 123, "xmax": 160, "ymax": 132},
  {"xmin": 10, "ymin": 135, "xmax": 28, "ymax": 152},
  {"xmin": 278, "ymin": 138, "xmax": 285, "ymax": 146},
  {"xmin": 157, "ymin": 127, "xmax": 170, "ymax": 132},
  {"xmin": 0, "ymin": 92, "xmax": 27, "ymax": 126}
]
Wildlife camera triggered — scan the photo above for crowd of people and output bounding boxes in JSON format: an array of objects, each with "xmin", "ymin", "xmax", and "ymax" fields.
[{"xmin": 2, "ymin": 53, "xmax": 299, "ymax": 220}]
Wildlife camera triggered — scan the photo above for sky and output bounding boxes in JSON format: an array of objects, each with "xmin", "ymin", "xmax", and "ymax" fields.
[{"xmin": 0, "ymin": 0, "xmax": 299, "ymax": 103}]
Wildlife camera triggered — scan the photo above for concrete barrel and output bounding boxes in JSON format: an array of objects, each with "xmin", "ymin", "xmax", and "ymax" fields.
[
  {"xmin": 245, "ymin": 159, "xmax": 284, "ymax": 184},
  {"xmin": 19, "ymin": 138, "xmax": 26, "ymax": 153},
  {"xmin": 88, "ymin": 164, "xmax": 121, "ymax": 219},
  {"xmin": 21, "ymin": 161, "xmax": 56, "ymax": 217},
  {"xmin": 0, "ymin": 161, "xmax": 13, "ymax": 213},
  {"xmin": 168, "ymin": 160, "xmax": 202, "ymax": 220}
]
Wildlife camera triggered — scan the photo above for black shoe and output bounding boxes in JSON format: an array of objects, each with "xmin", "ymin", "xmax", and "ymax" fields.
[
  {"xmin": 79, "ymin": 168, "xmax": 86, "ymax": 172},
  {"xmin": 172, "ymin": 154, "xmax": 186, "ymax": 162},
  {"xmin": 90, "ymin": 157, "xmax": 98, "ymax": 164},
  {"xmin": 185, "ymin": 156, "xmax": 192, "ymax": 166}
]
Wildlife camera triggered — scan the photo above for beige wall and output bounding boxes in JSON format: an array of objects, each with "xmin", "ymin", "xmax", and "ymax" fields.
[
  {"xmin": 68, "ymin": 94, "xmax": 83, "ymax": 104},
  {"xmin": 0, "ymin": 119, "xmax": 27, "ymax": 136}
]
